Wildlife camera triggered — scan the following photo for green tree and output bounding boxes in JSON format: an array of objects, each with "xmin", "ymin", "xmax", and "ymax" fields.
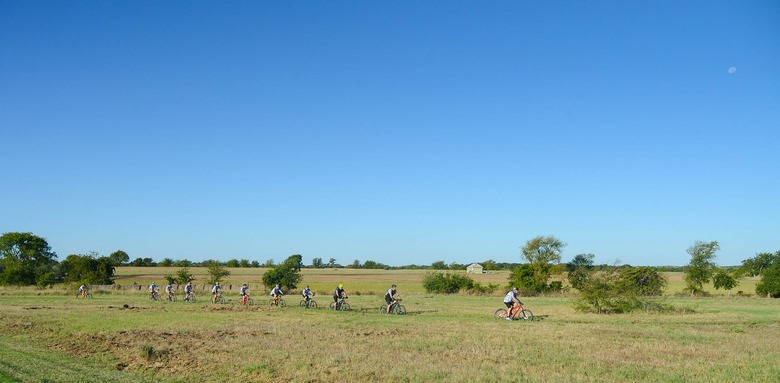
[
  {"xmin": 226, "ymin": 259, "xmax": 240, "ymax": 268},
  {"xmin": 326, "ymin": 258, "xmax": 338, "ymax": 268},
  {"xmin": 684, "ymin": 241, "xmax": 719, "ymax": 295},
  {"xmin": 159, "ymin": 258, "xmax": 174, "ymax": 267},
  {"xmin": 206, "ymin": 261, "xmax": 231, "ymax": 284},
  {"xmin": 239, "ymin": 259, "xmax": 250, "ymax": 268},
  {"xmin": 262, "ymin": 254, "xmax": 303, "ymax": 290},
  {"xmin": 713, "ymin": 269, "xmax": 738, "ymax": 295},
  {"xmin": 312, "ymin": 258, "xmax": 324, "ymax": 268},
  {"xmin": 0, "ymin": 232, "xmax": 58, "ymax": 287},
  {"xmin": 567, "ymin": 253, "xmax": 595, "ymax": 271},
  {"xmin": 617, "ymin": 266, "xmax": 667, "ymax": 296},
  {"xmin": 741, "ymin": 251, "xmax": 780, "ymax": 298},
  {"xmin": 108, "ymin": 250, "xmax": 129, "ymax": 266},
  {"xmin": 60, "ymin": 252, "xmax": 116, "ymax": 285},
  {"xmin": 173, "ymin": 259, "xmax": 192, "ymax": 268},
  {"xmin": 176, "ymin": 267, "xmax": 195, "ymax": 287},
  {"xmin": 431, "ymin": 261, "xmax": 448, "ymax": 270},
  {"xmin": 511, "ymin": 235, "xmax": 565, "ymax": 294},
  {"xmin": 251, "ymin": 260, "xmax": 260, "ymax": 268}
]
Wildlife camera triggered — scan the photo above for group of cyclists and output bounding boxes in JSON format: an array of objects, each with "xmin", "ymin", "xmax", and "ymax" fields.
[
  {"xmin": 79, "ymin": 282, "xmax": 526, "ymax": 319},
  {"xmin": 138, "ymin": 281, "xmax": 401, "ymax": 310},
  {"xmin": 147, "ymin": 281, "xmax": 196, "ymax": 302}
]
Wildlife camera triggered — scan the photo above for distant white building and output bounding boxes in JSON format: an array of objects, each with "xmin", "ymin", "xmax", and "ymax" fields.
[{"xmin": 466, "ymin": 263, "xmax": 484, "ymax": 274}]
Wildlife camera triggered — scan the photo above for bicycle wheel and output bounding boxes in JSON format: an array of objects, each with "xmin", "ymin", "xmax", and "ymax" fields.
[
  {"xmin": 379, "ymin": 306, "xmax": 387, "ymax": 314},
  {"xmin": 190, "ymin": 295, "xmax": 196, "ymax": 303},
  {"xmin": 518, "ymin": 309, "xmax": 534, "ymax": 321},
  {"xmin": 300, "ymin": 300, "xmax": 307, "ymax": 308},
  {"xmin": 329, "ymin": 302, "xmax": 337, "ymax": 310},
  {"xmin": 494, "ymin": 308, "xmax": 508, "ymax": 320},
  {"xmin": 247, "ymin": 298, "xmax": 254, "ymax": 306},
  {"xmin": 395, "ymin": 304, "xmax": 406, "ymax": 315},
  {"xmin": 86, "ymin": 293, "xmax": 93, "ymax": 299},
  {"xmin": 269, "ymin": 299, "xmax": 277, "ymax": 307},
  {"xmin": 279, "ymin": 299, "xmax": 286, "ymax": 307},
  {"xmin": 309, "ymin": 300, "xmax": 317, "ymax": 309},
  {"xmin": 218, "ymin": 296, "xmax": 225, "ymax": 304},
  {"xmin": 340, "ymin": 302, "xmax": 351, "ymax": 311}
]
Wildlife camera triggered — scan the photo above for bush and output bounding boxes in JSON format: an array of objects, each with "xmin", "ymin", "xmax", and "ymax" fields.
[{"xmin": 573, "ymin": 268, "xmax": 672, "ymax": 314}]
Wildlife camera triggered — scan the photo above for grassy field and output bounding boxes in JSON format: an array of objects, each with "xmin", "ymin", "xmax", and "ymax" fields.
[{"xmin": 1, "ymin": 269, "xmax": 778, "ymax": 383}]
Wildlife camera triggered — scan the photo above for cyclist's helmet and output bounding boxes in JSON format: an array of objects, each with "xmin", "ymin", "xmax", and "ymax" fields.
[
  {"xmin": 512, "ymin": 287, "xmax": 518, "ymax": 291},
  {"xmin": 338, "ymin": 283, "xmax": 344, "ymax": 288},
  {"xmin": 306, "ymin": 285, "xmax": 310, "ymax": 288},
  {"xmin": 275, "ymin": 284, "xmax": 280, "ymax": 288},
  {"xmin": 391, "ymin": 284, "xmax": 396, "ymax": 288},
  {"xmin": 243, "ymin": 284, "xmax": 247, "ymax": 287}
]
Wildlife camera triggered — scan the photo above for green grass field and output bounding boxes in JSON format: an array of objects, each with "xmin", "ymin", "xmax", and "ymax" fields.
[{"xmin": 1, "ymin": 269, "xmax": 778, "ymax": 383}]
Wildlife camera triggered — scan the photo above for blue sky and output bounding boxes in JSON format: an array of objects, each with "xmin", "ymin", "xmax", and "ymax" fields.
[{"xmin": 2, "ymin": 1, "xmax": 778, "ymax": 266}]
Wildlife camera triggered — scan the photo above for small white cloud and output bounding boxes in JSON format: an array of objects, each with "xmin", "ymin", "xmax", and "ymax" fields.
[{"xmin": 728, "ymin": 67, "xmax": 737, "ymax": 74}]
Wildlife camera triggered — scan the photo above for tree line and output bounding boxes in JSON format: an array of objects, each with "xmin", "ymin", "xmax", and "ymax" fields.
[{"xmin": 2, "ymin": 232, "xmax": 779, "ymax": 302}]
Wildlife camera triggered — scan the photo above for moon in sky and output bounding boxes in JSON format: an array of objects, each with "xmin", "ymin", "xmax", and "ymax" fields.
[{"xmin": 728, "ymin": 67, "xmax": 737, "ymax": 74}]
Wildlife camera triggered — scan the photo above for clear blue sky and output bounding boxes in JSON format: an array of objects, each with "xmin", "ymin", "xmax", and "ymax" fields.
[{"xmin": 2, "ymin": 1, "xmax": 778, "ymax": 267}]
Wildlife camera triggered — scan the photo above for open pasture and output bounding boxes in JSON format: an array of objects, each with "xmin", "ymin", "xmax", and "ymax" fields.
[{"xmin": 1, "ymin": 269, "xmax": 778, "ymax": 383}]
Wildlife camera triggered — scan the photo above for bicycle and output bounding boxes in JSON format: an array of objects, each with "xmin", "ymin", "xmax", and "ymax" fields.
[
  {"xmin": 212, "ymin": 292, "xmax": 225, "ymax": 304},
  {"xmin": 329, "ymin": 296, "xmax": 350, "ymax": 311},
  {"xmin": 150, "ymin": 291, "xmax": 160, "ymax": 301},
  {"xmin": 494, "ymin": 303, "xmax": 534, "ymax": 321},
  {"xmin": 379, "ymin": 298, "xmax": 406, "ymax": 315},
  {"xmin": 269, "ymin": 296, "xmax": 286, "ymax": 307},
  {"xmin": 166, "ymin": 293, "xmax": 177, "ymax": 302},
  {"xmin": 76, "ymin": 291, "xmax": 93, "ymax": 299},
  {"xmin": 183, "ymin": 292, "xmax": 196, "ymax": 303},
  {"xmin": 299, "ymin": 296, "xmax": 317, "ymax": 309},
  {"xmin": 239, "ymin": 295, "xmax": 253, "ymax": 306}
]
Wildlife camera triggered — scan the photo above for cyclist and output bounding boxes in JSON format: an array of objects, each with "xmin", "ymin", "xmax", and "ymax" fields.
[
  {"xmin": 333, "ymin": 283, "xmax": 347, "ymax": 306},
  {"xmin": 270, "ymin": 284, "xmax": 283, "ymax": 305},
  {"xmin": 385, "ymin": 284, "xmax": 400, "ymax": 313},
  {"xmin": 78, "ymin": 284, "xmax": 88, "ymax": 298},
  {"xmin": 503, "ymin": 287, "xmax": 522, "ymax": 320},
  {"xmin": 183, "ymin": 281, "xmax": 193, "ymax": 301},
  {"xmin": 149, "ymin": 282, "xmax": 158, "ymax": 299},
  {"xmin": 211, "ymin": 282, "xmax": 221, "ymax": 303},
  {"xmin": 301, "ymin": 285, "xmax": 313, "ymax": 304},
  {"xmin": 164, "ymin": 283, "xmax": 175, "ymax": 300},
  {"xmin": 239, "ymin": 284, "xmax": 250, "ymax": 304}
]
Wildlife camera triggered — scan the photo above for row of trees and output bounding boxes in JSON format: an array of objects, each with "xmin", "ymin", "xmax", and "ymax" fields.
[{"xmin": 0, "ymin": 232, "xmax": 126, "ymax": 287}]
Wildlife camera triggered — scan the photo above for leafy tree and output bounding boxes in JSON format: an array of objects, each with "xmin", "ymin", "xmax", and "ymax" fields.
[
  {"xmin": 159, "ymin": 258, "xmax": 174, "ymax": 267},
  {"xmin": 326, "ymin": 258, "xmax": 338, "ymax": 268},
  {"xmin": 741, "ymin": 251, "xmax": 780, "ymax": 298},
  {"xmin": 226, "ymin": 259, "xmax": 240, "ymax": 268},
  {"xmin": 512, "ymin": 235, "xmax": 566, "ymax": 294},
  {"xmin": 262, "ymin": 254, "xmax": 303, "ymax": 290},
  {"xmin": 163, "ymin": 272, "xmax": 178, "ymax": 285},
  {"xmin": 206, "ymin": 260, "xmax": 231, "ymax": 284},
  {"xmin": 573, "ymin": 265, "xmax": 670, "ymax": 314},
  {"xmin": 263, "ymin": 259, "xmax": 275, "ymax": 267},
  {"xmin": 617, "ymin": 266, "xmax": 667, "ymax": 296},
  {"xmin": 483, "ymin": 259, "xmax": 497, "ymax": 271},
  {"xmin": 362, "ymin": 260, "xmax": 386, "ymax": 269},
  {"xmin": 60, "ymin": 252, "xmax": 116, "ymax": 285},
  {"xmin": 311, "ymin": 258, "xmax": 324, "ymax": 268},
  {"xmin": 176, "ymin": 267, "xmax": 195, "ymax": 287},
  {"xmin": 712, "ymin": 269, "xmax": 738, "ymax": 295},
  {"xmin": 0, "ymin": 232, "xmax": 58, "ymax": 287},
  {"xmin": 239, "ymin": 259, "xmax": 250, "ymax": 268},
  {"xmin": 567, "ymin": 253, "xmax": 595, "ymax": 272},
  {"xmin": 431, "ymin": 261, "xmax": 448, "ymax": 270},
  {"xmin": 131, "ymin": 257, "xmax": 156, "ymax": 267},
  {"xmin": 684, "ymin": 241, "xmax": 719, "ymax": 295},
  {"xmin": 251, "ymin": 260, "xmax": 260, "ymax": 268},
  {"xmin": 108, "ymin": 250, "xmax": 129, "ymax": 266},
  {"xmin": 349, "ymin": 259, "xmax": 361, "ymax": 268},
  {"xmin": 567, "ymin": 266, "xmax": 591, "ymax": 290}
]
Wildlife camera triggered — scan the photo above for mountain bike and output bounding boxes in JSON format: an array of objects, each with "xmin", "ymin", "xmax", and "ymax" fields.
[
  {"xmin": 239, "ymin": 295, "xmax": 253, "ymax": 306},
  {"xmin": 212, "ymin": 292, "xmax": 225, "ymax": 304},
  {"xmin": 329, "ymin": 296, "xmax": 350, "ymax": 311},
  {"xmin": 150, "ymin": 290, "xmax": 160, "ymax": 301},
  {"xmin": 379, "ymin": 299, "xmax": 406, "ymax": 315},
  {"xmin": 183, "ymin": 292, "xmax": 196, "ymax": 303},
  {"xmin": 269, "ymin": 296, "xmax": 287, "ymax": 307},
  {"xmin": 166, "ymin": 293, "xmax": 177, "ymax": 302},
  {"xmin": 494, "ymin": 303, "xmax": 534, "ymax": 321},
  {"xmin": 299, "ymin": 296, "xmax": 317, "ymax": 309},
  {"xmin": 76, "ymin": 291, "xmax": 93, "ymax": 299}
]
